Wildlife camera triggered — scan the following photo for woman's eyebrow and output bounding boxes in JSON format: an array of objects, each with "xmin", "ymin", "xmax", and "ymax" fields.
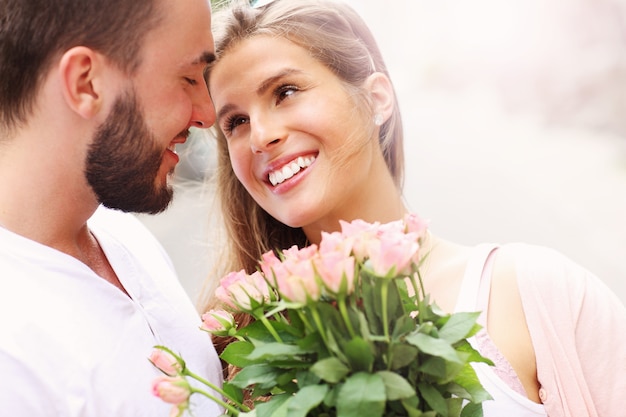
[
  {"xmin": 215, "ymin": 69, "xmax": 305, "ymax": 123},
  {"xmin": 256, "ymin": 69, "xmax": 302, "ymax": 95}
]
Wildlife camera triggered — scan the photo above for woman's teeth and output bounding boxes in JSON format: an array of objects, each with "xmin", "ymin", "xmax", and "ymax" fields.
[{"xmin": 268, "ymin": 156, "xmax": 316, "ymax": 186}]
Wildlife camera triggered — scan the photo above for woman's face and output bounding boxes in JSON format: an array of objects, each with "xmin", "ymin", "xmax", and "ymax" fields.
[{"xmin": 209, "ymin": 35, "xmax": 387, "ymax": 236}]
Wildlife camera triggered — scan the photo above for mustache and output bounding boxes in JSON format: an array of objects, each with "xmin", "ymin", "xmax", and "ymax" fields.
[{"xmin": 177, "ymin": 129, "xmax": 191, "ymax": 140}]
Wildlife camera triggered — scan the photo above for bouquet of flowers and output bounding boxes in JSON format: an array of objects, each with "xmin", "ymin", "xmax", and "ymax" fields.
[{"xmin": 150, "ymin": 214, "xmax": 493, "ymax": 417}]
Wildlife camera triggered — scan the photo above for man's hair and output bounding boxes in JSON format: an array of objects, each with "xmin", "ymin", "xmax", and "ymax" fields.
[{"xmin": 0, "ymin": 0, "xmax": 163, "ymax": 134}]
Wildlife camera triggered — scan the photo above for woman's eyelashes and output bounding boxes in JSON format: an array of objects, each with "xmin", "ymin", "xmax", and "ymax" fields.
[
  {"xmin": 224, "ymin": 114, "xmax": 249, "ymax": 135},
  {"xmin": 275, "ymin": 84, "xmax": 299, "ymax": 104},
  {"xmin": 222, "ymin": 83, "xmax": 303, "ymax": 135}
]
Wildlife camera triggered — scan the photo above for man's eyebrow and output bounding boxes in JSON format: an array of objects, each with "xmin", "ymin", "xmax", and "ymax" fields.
[{"xmin": 193, "ymin": 51, "xmax": 216, "ymax": 66}]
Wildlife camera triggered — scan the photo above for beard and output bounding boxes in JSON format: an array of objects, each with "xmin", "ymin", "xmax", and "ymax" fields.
[{"xmin": 85, "ymin": 89, "xmax": 174, "ymax": 214}]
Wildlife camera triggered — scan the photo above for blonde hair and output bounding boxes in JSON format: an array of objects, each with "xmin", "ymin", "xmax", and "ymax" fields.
[{"xmin": 202, "ymin": 0, "xmax": 405, "ymax": 308}]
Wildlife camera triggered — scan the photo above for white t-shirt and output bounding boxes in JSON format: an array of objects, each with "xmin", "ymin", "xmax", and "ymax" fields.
[{"xmin": 0, "ymin": 207, "xmax": 223, "ymax": 416}]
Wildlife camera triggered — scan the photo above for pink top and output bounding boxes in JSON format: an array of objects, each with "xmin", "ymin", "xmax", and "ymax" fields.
[
  {"xmin": 457, "ymin": 243, "xmax": 626, "ymax": 417},
  {"xmin": 509, "ymin": 243, "xmax": 626, "ymax": 417},
  {"xmin": 456, "ymin": 244, "xmax": 546, "ymax": 416}
]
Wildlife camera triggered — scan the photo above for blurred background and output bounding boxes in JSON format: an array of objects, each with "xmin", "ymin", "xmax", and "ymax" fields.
[{"xmin": 137, "ymin": 0, "xmax": 626, "ymax": 305}]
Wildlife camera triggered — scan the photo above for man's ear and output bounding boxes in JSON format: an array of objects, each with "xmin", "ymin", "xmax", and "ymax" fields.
[
  {"xmin": 364, "ymin": 72, "xmax": 395, "ymax": 123},
  {"xmin": 58, "ymin": 46, "xmax": 105, "ymax": 119}
]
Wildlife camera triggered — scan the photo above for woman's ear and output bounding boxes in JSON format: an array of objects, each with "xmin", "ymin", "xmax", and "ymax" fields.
[
  {"xmin": 58, "ymin": 46, "xmax": 104, "ymax": 120},
  {"xmin": 364, "ymin": 72, "xmax": 395, "ymax": 124}
]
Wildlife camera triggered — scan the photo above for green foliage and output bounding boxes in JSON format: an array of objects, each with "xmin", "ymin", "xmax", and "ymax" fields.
[
  {"xmin": 156, "ymin": 218, "xmax": 494, "ymax": 417},
  {"xmin": 218, "ymin": 272, "xmax": 493, "ymax": 417}
]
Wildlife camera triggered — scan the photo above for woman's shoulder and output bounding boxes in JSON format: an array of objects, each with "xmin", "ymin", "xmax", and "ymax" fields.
[
  {"xmin": 496, "ymin": 242, "xmax": 593, "ymax": 293},
  {"xmin": 494, "ymin": 242, "xmax": 625, "ymax": 319}
]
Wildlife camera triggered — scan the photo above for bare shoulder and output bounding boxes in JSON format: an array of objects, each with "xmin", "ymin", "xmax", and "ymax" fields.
[
  {"xmin": 488, "ymin": 246, "xmax": 542, "ymax": 402},
  {"xmin": 418, "ymin": 236, "xmax": 473, "ymax": 313}
]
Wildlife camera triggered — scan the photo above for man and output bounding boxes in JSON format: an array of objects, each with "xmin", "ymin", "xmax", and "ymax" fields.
[{"xmin": 0, "ymin": 0, "xmax": 222, "ymax": 415}]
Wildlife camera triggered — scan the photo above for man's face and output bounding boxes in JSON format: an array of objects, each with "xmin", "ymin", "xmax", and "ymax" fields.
[
  {"xmin": 86, "ymin": 0, "xmax": 215, "ymax": 213},
  {"xmin": 85, "ymin": 89, "xmax": 177, "ymax": 214}
]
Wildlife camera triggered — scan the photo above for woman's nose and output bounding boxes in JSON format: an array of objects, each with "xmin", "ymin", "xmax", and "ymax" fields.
[{"xmin": 249, "ymin": 114, "xmax": 284, "ymax": 153}]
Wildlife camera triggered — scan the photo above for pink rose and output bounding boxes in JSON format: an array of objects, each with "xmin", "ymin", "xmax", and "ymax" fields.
[
  {"xmin": 152, "ymin": 375, "xmax": 191, "ymax": 405},
  {"xmin": 366, "ymin": 232, "xmax": 419, "ymax": 277},
  {"xmin": 339, "ymin": 219, "xmax": 382, "ymax": 262},
  {"xmin": 215, "ymin": 269, "xmax": 271, "ymax": 311},
  {"xmin": 274, "ymin": 257, "xmax": 320, "ymax": 304},
  {"xmin": 259, "ymin": 250, "xmax": 283, "ymax": 280},
  {"xmin": 281, "ymin": 244, "xmax": 318, "ymax": 261},
  {"xmin": 314, "ymin": 250, "xmax": 356, "ymax": 295},
  {"xmin": 201, "ymin": 309, "xmax": 235, "ymax": 334},
  {"xmin": 319, "ymin": 231, "xmax": 353, "ymax": 258},
  {"xmin": 149, "ymin": 348, "xmax": 182, "ymax": 377},
  {"xmin": 404, "ymin": 213, "xmax": 429, "ymax": 237}
]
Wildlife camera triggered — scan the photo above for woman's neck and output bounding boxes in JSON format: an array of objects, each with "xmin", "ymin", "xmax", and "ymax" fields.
[{"xmin": 303, "ymin": 191, "xmax": 407, "ymax": 245}]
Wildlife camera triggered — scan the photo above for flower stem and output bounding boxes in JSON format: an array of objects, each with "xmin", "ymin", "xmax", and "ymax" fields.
[
  {"xmin": 381, "ymin": 279, "xmax": 390, "ymax": 342},
  {"xmin": 258, "ymin": 314, "xmax": 283, "ymax": 343},
  {"xmin": 310, "ymin": 306, "xmax": 331, "ymax": 351},
  {"xmin": 189, "ymin": 387, "xmax": 242, "ymax": 416},
  {"xmin": 185, "ymin": 370, "xmax": 250, "ymax": 412},
  {"xmin": 409, "ymin": 270, "xmax": 427, "ymax": 325},
  {"xmin": 296, "ymin": 309, "xmax": 315, "ymax": 333},
  {"xmin": 338, "ymin": 298, "xmax": 356, "ymax": 338}
]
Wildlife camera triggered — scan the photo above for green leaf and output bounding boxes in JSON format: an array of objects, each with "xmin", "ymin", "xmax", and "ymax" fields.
[
  {"xmin": 418, "ymin": 382, "xmax": 447, "ymax": 415},
  {"xmin": 390, "ymin": 343, "xmax": 419, "ymax": 370},
  {"xmin": 324, "ymin": 383, "xmax": 342, "ymax": 408},
  {"xmin": 460, "ymin": 402, "xmax": 484, "ymax": 417},
  {"xmin": 438, "ymin": 312, "xmax": 481, "ymax": 344},
  {"xmin": 446, "ymin": 397, "xmax": 463, "ymax": 417},
  {"xmin": 419, "ymin": 356, "xmax": 465, "ymax": 381},
  {"xmin": 406, "ymin": 333, "xmax": 463, "ymax": 364},
  {"xmin": 360, "ymin": 277, "xmax": 383, "ymax": 334},
  {"xmin": 246, "ymin": 341, "xmax": 313, "ymax": 362},
  {"xmin": 377, "ymin": 370, "xmax": 415, "ymax": 400},
  {"xmin": 400, "ymin": 396, "xmax": 423, "ymax": 417},
  {"xmin": 310, "ymin": 357, "xmax": 350, "ymax": 383},
  {"xmin": 240, "ymin": 319, "xmax": 301, "ymax": 343},
  {"xmin": 221, "ymin": 340, "xmax": 256, "ymax": 367},
  {"xmin": 455, "ymin": 340, "xmax": 494, "ymax": 366},
  {"xmin": 324, "ymin": 328, "xmax": 348, "ymax": 363},
  {"xmin": 229, "ymin": 364, "xmax": 281, "ymax": 389},
  {"xmin": 337, "ymin": 372, "xmax": 386, "ymax": 417},
  {"xmin": 344, "ymin": 337, "xmax": 374, "ymax": 372},
  {"xmin": 392, "ymin": 314, "xmax": 419, "ymax": 339},
  {"xmin": 453, "ymin": 364, "xmax": 493, "ymax": 403},
  {"xmin": 254, "ymin": 394, "xmax": 290, "ymax": 417},
  {"xmin": 221, "ymin": 382, "xmax": 244, "ymax": 405},
  {"xmin": 295, "ymin": 370, "xmax": 321, "ymax": 388},
  {"xmin": 286, "ymin": 384, "xmax": 329, "ymax": 417}
]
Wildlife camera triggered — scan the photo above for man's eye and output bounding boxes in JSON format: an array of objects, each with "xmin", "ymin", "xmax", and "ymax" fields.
[{"xmin": 185, "ymin": 77, "xmax": 198, "ymax": 86}]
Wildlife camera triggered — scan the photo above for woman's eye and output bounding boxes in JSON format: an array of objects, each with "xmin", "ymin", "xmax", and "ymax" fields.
[
  {"xmin": 185, "ymin": 77, "xmax": 198, "ymax": 86},
  {"xmin": 224, "ymin": 115, "xmax": 249, "ymax": 135},
  {"xmin": 276, "ymin": 85, "xmax": 298, "ymax": 103}
]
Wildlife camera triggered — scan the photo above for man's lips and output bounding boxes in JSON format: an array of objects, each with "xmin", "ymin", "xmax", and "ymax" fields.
[{"xmin": 167, "ymin": 130, "xmax": 191, "ymax": 154}]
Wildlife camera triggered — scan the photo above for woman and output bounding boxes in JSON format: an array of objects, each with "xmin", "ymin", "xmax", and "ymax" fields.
[{"xmin": 202, "ymin": 0, "xmax": 626, "ymax": 415}]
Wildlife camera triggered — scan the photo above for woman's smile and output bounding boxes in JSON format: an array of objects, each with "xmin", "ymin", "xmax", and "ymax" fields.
[{"xmin": 267, "ymin": 154, "xmax": 316, "ymax": 186}]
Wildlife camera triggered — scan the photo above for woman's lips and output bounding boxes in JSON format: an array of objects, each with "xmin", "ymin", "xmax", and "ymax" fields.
[{"xmin": 268, "ymin": 155, "xmax": 316, "ymax": 186}]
